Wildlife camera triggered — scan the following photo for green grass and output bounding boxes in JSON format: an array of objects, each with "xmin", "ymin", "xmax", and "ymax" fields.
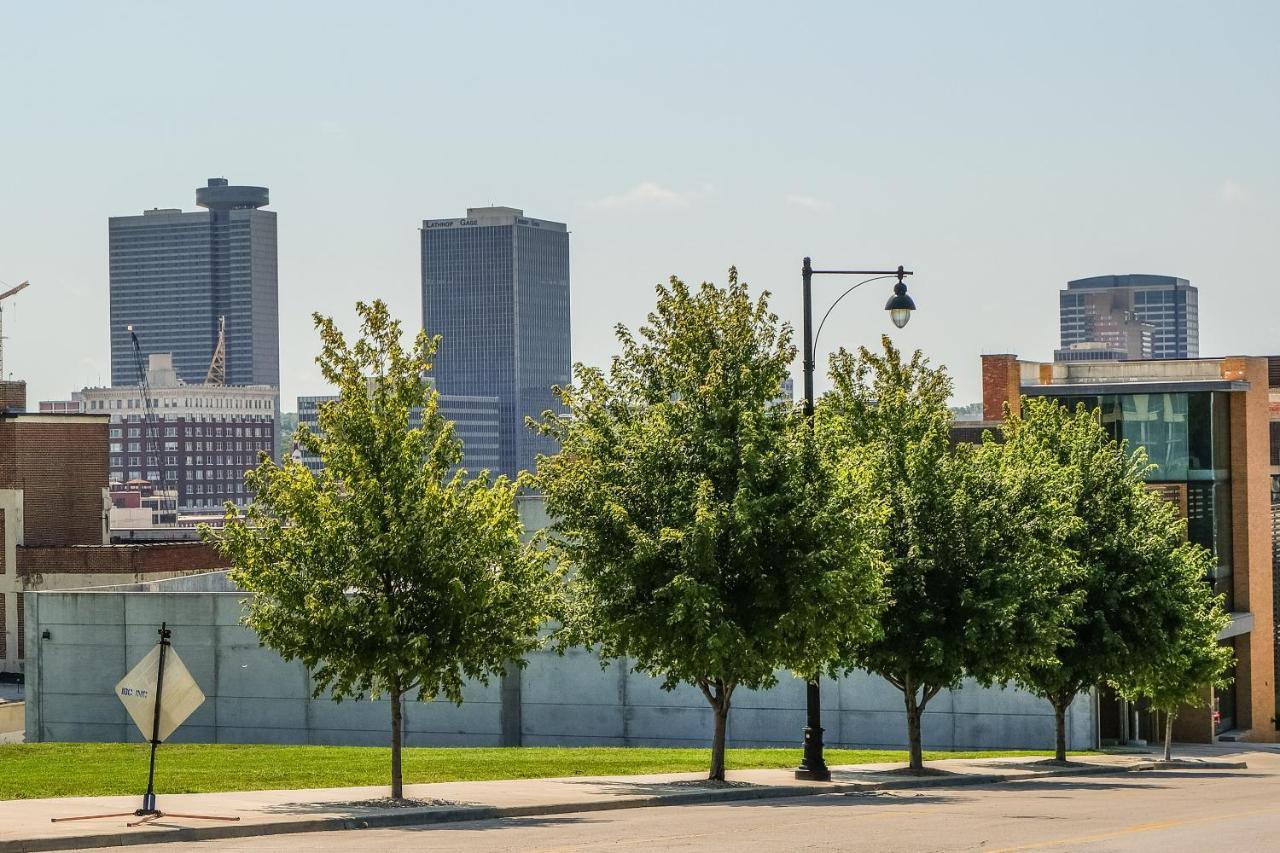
[{"xmin": 0, "ymin": 744, "xmax": 1055, "ymax": 800}]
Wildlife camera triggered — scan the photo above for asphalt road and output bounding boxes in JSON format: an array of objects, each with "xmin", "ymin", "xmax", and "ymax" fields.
[{"xmin": 117, "ymin": 751, "xmax": 1280, "ymax": 852}]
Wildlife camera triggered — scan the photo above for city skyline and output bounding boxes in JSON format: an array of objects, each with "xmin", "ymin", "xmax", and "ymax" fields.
[{"xmin": 1, "ymin": 2, "xmax": 1276, "ymax": 413}]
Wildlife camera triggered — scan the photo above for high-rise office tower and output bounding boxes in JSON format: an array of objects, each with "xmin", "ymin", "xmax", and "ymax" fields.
[
  {"xmin": 420, "ymin": 206, "xmax": 571, "ymax": 478},
  {"xmin": 109, "ymin": 178, "xmax": 280, "ymax": 388},
  {"xmin": 1059, "ymin": 274, "xmax": 1198, "ymax": 360}
]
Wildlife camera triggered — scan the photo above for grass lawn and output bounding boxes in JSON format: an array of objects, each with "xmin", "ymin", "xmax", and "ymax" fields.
[{"xmin": 0, "ymin": 744, "xmax": 1055, "ymax": 800}]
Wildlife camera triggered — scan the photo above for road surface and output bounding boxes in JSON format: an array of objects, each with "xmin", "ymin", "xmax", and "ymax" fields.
[{"xmin": 112, "ymin": 751, "xmax": 1280, "ymax": 851}]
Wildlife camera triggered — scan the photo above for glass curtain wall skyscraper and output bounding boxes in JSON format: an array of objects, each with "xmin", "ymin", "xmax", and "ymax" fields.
[
  {"xmin": 1059, "ymin": 274, "xmax": 1198, "ymax": 360},
  {"xmin": 420, "ymin": 207, "xmax": 571, "ymax": 479},
  {"xmin": 109, "ymin": 178, "xmax": 280, "ymax": 389}
]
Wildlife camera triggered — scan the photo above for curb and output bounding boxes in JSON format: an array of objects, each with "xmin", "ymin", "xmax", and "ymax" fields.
[
  {"xmin": 1148, "ymin": 759, "xmax": 1249, "ymax": 770},
  {"xmin": 2, "ymin": 763, "xmax": 1145, "ymax": 853}
]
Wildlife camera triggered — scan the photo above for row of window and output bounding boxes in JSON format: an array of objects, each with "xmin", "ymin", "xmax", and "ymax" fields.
[
  {"xmin": 110, "ymin": 425, "xmax": 270, "ymax": 438},
  {"xmin": 88, "ymin": 397, "xmax": 274, "ymax": 411},
  {"xmin": 111, "ymin": 452, "xmax": 262, "ymax": 467}
]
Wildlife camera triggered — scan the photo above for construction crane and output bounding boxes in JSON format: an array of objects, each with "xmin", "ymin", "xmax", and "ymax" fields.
[
  {"xmin": 205, "ymin": 316, "xmax": 226, "ymax": 386},
  {"xmin": 0, "ymin": 280, "xmax": 31, "ymax": 379},
  {"xmin": 129, "ymin": 324, "xmax": 158, "ymax": 479},
  {"xmin": 127, "ymin": 326, "xmax": 176, "ymax": 525}
]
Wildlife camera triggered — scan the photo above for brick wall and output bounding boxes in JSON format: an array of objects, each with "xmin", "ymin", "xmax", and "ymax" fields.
[
  {"xmin": 1228, "ymin": 357, "xmax": 1277, "ymax": 739},
  {"xmin": 0, "ymin": 381, "xmax": 26, "ymax": 413},
  {"xmin": 981, "ymin": 354, "xmax": 1022, "ymax": 423},
  {"xmin": 16, "ymin": 542, "xmax": 228, "ymax": 576},
  {"xmin": 0, "ymin": 417, "xmax": 108, "ymax": 546}
]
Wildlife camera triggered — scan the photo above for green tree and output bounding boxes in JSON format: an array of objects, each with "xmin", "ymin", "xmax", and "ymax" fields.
[
  {"xmin": 534, "ymin": 271, "xmax": 884, "ymax": 781},
  {"xmin": 1117, "ymin": 545, "xmax": 1233, "ymax": 761},
  {"xmin": 207, "ymin": 300, "xmax": 553, "ymax": 798},
  {"xmin": 276, "ymin": 410, "xmax": 299, "ymax": 462},
  {"xmin": 1005, "ymin": 398, "xmax": 1224, "ymax": 762},
  {"xmin": 821, "ymin": 340, "xmax": 1074, "ymax": 772}
]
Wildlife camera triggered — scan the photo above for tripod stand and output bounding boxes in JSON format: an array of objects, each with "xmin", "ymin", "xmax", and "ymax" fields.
[{"xmin": 51, "ymin": 623, "xmax": 240, "ymax": 827}]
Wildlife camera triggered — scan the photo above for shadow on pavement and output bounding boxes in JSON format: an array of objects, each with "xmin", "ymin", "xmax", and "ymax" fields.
[
  {"xmin": 346, "ymin": 814, "xmax": 596, "ymax": 833},
  {"xmin": 258, "ymin": 797, "xmax": 478, "ymax": 815},
  {"xmin": 720, "ymin": 790, "xmax": 957, "ymax": 809},
  {"xmin": 558, "ymin": 778, "xmax": 760, "ymax": 796},
  {"xmin": 1124, "ymin": 769, "xmax": 1266, "ymax": 780}
]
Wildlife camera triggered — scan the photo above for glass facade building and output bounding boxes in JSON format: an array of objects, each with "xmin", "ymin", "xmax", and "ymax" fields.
[
  {"xmin": 420, "ymin": 207, "xmax": 571, "ymax": 479},
  {"xmin": 109, "ymin": 179, "xmax": 280, "ymax": 390},
  {"xmin": 979, "ymin": 353, "xmax": 1278, "ymax": 742},
  {"xmin": 1060, "ymin": 274, "xmax": 1198, "ymax": 360},
  {"xmin": 1046, "ymin": 390, "xmax": 1234, "ymax": 606}
]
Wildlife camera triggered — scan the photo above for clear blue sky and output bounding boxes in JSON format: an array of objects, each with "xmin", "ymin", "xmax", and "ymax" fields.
[{"xmin": 2, "ymin": 1, "xmax": 1276, "ymax": 409}]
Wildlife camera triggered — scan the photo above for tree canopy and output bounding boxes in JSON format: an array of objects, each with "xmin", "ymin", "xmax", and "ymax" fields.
[
  {"xmin": 820, "ymin": 339, "xmax": 1075, "ymax": 770},
  {"xmin": 208, "ymin": 300, "xmax": 554, "ymax": 797},
  {"xmin": 1116, "ymin": 544, "xmax": 1233, "ymax": 760},
  {"xmin": 1005, "ymin": 397, "xmax": 1231, "ymax": 761},
  {"xmin": 534, "ymin": 270, "xmax": 884, "ymax": 780}
]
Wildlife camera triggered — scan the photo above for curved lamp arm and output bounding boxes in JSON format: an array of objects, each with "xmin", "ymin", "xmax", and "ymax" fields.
[{"xmin": 812, "ymin": 274, "xmax": 897, "ymax": 359}]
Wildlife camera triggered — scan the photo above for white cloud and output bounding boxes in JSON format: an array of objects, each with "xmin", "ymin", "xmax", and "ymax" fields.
[
  {"xmin": 591, "ymin": 182, "xmax": 710, "ymax": 209},
  {"xmin": 1219, "ymin": 179, "xmax": 1250, "ymax": 205},
  {"xmin": 785, "ymin": 193, "xmax": 832, "ymax": 212}
]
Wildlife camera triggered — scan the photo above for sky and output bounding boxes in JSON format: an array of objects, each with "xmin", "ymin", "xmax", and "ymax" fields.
[{"xmin": 1, "ymin": 1, "xmax": 1277, "ymax": 410}]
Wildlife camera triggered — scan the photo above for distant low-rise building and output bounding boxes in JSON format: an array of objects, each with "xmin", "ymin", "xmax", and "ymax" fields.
[
  {"xmin": 108, "ymin": 480, "xmax": 178, "ymax": 528},
  {"xmin": 51, "ymin": 353, "xmax": 278, "ymax": 513},
  {"xmin": 3, "ymin": 380, "xmax": 226, "ymax": 673}
]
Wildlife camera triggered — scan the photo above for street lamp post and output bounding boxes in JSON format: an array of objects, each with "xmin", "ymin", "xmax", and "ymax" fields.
[{"xmin": 794, "ymin": 256, "xmax": 915, "ymax": 782}]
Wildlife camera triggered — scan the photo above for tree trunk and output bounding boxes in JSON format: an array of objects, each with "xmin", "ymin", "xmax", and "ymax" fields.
[
  {"xmin": 1052, "ymin": 696, "xmax": 1068, "ymax": 763},
  {"xmin": 903, "ymin": 676, "xmax": 923, "ymax": 772},
  {"xmin": 700, "ymin": 679, "xmax": 734, "ymax": 782},
  {"xmin": 710, "ymin": 700, "xmax": 729, "ymax": 781},
  {"xmin": 1163, "ymin": 711, "xmax": 1174, "ymax": 762},
  {"xmin": 390, "ymin": 683, "xmax": 403, "ymax": 799}
]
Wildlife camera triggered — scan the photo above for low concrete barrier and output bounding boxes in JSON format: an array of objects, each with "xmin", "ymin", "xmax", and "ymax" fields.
[{"xmin": 23, "ymin": 589, "xmax": 1096, "ymax": 751}]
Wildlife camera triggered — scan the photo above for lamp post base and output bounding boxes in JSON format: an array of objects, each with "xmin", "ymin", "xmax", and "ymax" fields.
[
  {"xmin": 794, "ymin": 766, "xmax": 832, "ymax": 781},
  {"xmin": 795, "ymin": 724, "xmax": 831, "ymax": 781}
]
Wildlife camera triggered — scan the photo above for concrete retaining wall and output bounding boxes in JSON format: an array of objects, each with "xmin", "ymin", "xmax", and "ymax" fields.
[{"xmin": 24, "ymin": 590, "xmax": 1095, "ymax": 751}]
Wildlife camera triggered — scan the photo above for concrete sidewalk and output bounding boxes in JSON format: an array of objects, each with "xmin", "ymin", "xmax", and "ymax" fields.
[{"xmin": 0, "ymin": 753, "xmax": 1195, "ymax": 853}]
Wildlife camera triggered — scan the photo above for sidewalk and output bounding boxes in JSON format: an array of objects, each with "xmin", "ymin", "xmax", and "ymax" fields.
[{"xmin": 0, "ymin": 752, "xmax": 1213, "ymax": 853}]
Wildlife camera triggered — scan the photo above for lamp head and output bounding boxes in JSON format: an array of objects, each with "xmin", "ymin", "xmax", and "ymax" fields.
[{"xmin": 885, "ymin": 269, "xmax": 916, "ymax": 328}]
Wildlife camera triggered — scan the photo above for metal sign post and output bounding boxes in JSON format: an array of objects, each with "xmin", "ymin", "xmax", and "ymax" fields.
[{"xmin": 51, "ymin": 623, "xmax": 240, "ymax": 827}]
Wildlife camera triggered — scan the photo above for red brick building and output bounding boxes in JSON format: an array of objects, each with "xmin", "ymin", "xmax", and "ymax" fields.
[{"xmin": 1, "ymin": 381, "xmax": 227, "ymax": 672}]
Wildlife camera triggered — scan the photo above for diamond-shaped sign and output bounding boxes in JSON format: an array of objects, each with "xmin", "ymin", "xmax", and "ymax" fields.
[{"xmin": 115, "ymin": 645, "xmax": 205, "ymax": 742}]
